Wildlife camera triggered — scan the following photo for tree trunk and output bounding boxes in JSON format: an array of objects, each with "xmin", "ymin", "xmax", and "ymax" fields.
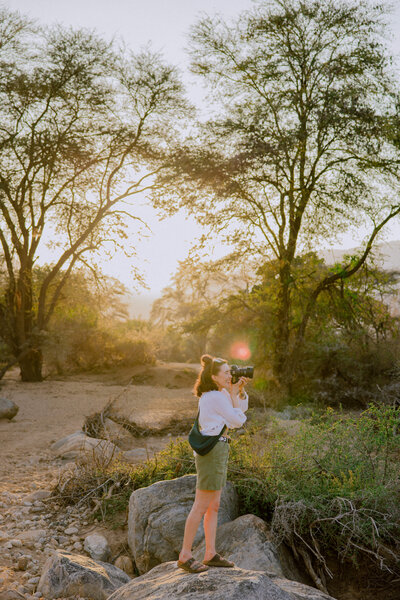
[
  {"xmin": 273, "ymin": 263, "xmax": 292, "ymax": 388},
  {"xmin": 14, "ymin": 261, "xmax": 44, "ymax": 382},
  {"xmin": 18, "ymin": 347, "xmax": 43, "ymax": 382}
]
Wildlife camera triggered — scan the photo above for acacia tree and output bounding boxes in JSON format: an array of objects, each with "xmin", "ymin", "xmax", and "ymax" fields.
[
  {"xmin": 155, "ymin": 0, "xmax": 400, "ymax": 385},
  {"xmin": 0, "ymin": 8, "xmax": 189, "ymax": 380},
  {"xmin": 151, "ymin": 255, "xmax": 252, "ymax": 359}
]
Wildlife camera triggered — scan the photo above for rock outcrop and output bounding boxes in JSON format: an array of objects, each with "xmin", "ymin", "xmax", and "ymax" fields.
[
  {"xmin": 193, "ymin": 514, "xmax": 305, "ymax": 583},
  {"xmin": 107, "ymin": 561, "xmax": 336, "ymax": 600},
  {"xmin": 36, "ymin": 550, "xmax": 130, "ymax": 600},
  {"xmin": 128, "ymin": 474, "xmax": 238, "ymax": 574},
  {"xmin": 0, "ymin": 398, "xmax": 19, "ymax": 420},
  {"xmin": 106, "ymin": 561, "xmax": 294, "ymax": 600}
]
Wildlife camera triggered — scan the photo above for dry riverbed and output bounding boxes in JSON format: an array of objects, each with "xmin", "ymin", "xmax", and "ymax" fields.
[{"xmin": 0, "ymin": 365, "xmax": 199, "ymax": 599}]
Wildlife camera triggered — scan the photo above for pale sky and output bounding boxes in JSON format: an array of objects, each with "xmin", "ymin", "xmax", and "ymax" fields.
[{"xmin": 6, "ymin": 0, "xmax": 400, "ymax": 297}]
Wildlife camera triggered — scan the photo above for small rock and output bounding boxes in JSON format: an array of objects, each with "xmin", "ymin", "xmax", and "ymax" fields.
[
  {"xmin": 73, "ymin": 542, "xmax": 83, "ymax": 551},
  {"xmin": 16, "ymin": 586, "xmax": 27, "ymax": 595},
  {"xmin": 17, "ymin": 556, "xmax": 29, "ymax": 570},
  {"xmin": 0, "ymin": 590, "xmax": 26, "ymax": 600},
  {"xmin": 57, "ymin": 536, "xmax": 69, "ymax": 545},
  {"xmin": 0, "ymin": 397, "xmax": 19, "ymax": 420},
  {"xmin": 27, "ymin": 578, "xmax": 39, "ymax": 585},
  {"xmin": 24, "ymin": 543, "xmax": 35, "ymax": 550},
  {"xmin": 64, "ymin": 526, "xmax": 78, "ymax": 535},
  {"xmin": 84, "ymin": 534, "xmax": 111, "ymax": 562},
  {"xmin": 122, "ymin": 448, "xmax": 148, "ymax": 463},
  {"xmin": 16, "ymin": 530, "xmax": 47, "ymax": 545},
  {"xmin": 114, "ymin": 556, "xmax": 134, "ymax": 576},
  {"xmin": 25, "ymin": 491, "xmax": 51, "ymax": 503},
  {"xmin": 10, "ymin": 539, "xmax": 23, "ymax": 547},
  {"xmin": 0, "ymin": 530, "xmax": 9, "ymax": 542}
]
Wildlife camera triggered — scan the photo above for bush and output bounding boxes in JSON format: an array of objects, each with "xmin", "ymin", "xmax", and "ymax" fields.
[
  {"xmin": 228, "ymin": 405, "xmax": 400, "ymax": 587},
  {"xmin": 44, "ymin": 321, "xmax": 156, "ymax": 374},
  {"xmin": 53, "ymin": 404, "xmax": 400, "ymax": 586},
  {"xmin": 303, "ymin": 337, "xmax": 400, "ymax": 408}
]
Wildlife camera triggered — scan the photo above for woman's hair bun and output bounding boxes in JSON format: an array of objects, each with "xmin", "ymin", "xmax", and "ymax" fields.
[{"xmin": 200, "ymin": 354, "xmax": 213, "ymax": 367}]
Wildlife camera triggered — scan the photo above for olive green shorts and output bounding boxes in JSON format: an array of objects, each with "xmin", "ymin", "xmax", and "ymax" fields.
[{"xmin": 195, "ymin": 441, "xmax": 230, "ymax": 491}]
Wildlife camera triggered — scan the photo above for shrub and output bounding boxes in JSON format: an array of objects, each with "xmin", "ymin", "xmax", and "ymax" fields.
[
  {"xmin": 53, "ymin": 404, "xmax": 400, "ymax": 587},
  {"xmin": 44, "ymin": 323, "xmax": 156, "ymax": 374}
]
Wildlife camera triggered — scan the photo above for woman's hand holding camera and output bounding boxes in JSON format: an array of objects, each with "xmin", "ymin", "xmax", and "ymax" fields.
[{"xmin": 231, "ymin": 376, "xmax": 250, "ymax": 398}]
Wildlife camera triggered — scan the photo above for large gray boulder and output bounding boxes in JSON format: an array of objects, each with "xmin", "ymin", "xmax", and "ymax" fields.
[
  {"xmin": 193, "ymin": 514, "xmax": 305, "ymax": 583},
  {"xmin": 128, "ymin": 474, "xmax": 238, "ymax": 574},
  {"xmin": 50, "ymin": 431, "xmax": 148, "ymax": 464},
  {"xmin": 0, "ymin": 398, "xmax": 18, "ymax": 420},
  {"xmin": 50, "ymin": 431, "xmax": 121, "ymax": 462},
  {"xmin": 270, "ymin": 577, "xmax": 336, "ymax": 600},
  {"xmin": 106, "ymin": 561, "xmax": 296, "ymax": 600},
  {"xmin": 36, "ymin": 550, "xmax": 130, "ymax": 600}
]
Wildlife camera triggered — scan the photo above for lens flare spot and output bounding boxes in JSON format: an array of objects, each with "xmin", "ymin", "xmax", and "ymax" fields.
[{"xmin": 230, "ymin": 342, "xmax": 251, "ymax": 361}]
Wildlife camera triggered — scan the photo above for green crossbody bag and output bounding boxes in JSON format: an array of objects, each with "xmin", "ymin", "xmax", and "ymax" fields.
[{"xmin": 188, "ymin": 411, "xmax": 226, "ymax": 456}]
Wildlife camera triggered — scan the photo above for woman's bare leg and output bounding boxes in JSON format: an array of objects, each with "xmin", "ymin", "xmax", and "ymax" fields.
[
  {"xmin": 203, "ymin": 490, "xmax": 222, "ymax": 561},
  {"xmin": 179, "ymin": 489, "xmax": 218, "ymax": 562}
]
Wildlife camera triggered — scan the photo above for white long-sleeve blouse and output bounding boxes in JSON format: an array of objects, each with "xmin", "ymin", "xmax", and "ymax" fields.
[{"xmin": 198, "ymin": 388, "xmax": 248, "ymax": 436}]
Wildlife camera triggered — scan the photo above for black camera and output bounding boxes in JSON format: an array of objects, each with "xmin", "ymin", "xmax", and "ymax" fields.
[{"xmin": 230, "ymin": 364, "xmax": 254, "ymax": 384}]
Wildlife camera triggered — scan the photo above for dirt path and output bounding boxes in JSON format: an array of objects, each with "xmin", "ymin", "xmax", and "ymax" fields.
[{"xmin": 0, "ymin": 366, "xmax": 198, "ymax": 488}]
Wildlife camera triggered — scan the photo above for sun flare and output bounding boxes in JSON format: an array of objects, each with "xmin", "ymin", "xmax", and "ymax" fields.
[{"xmin": 229, "ymin": 341, "xmax": 251, "ymax": 361}]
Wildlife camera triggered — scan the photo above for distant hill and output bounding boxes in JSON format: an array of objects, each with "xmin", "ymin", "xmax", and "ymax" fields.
[
  {"xmin": 320, "ymin": 240, "xmax": 400, "ymax": 272},
  {"xmin": 121, "ymin": 242, "xmax": 400, "ymax": 321},
  {"xmin": 321, "ymin": 240, "xmax": 400, "ymax": 315}
]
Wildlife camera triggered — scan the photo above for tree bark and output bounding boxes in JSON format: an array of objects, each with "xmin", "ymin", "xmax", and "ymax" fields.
[
  {"xmin": 273, "ymin": 261, "xmax": 292, "ymax": 387},
  {"xmin": 13, "ymin": 261, "xmax": 44, "ymax": 382},
  {"xmin": 18, "ymin": 347, "xmax": 43, "ymax": 382}
]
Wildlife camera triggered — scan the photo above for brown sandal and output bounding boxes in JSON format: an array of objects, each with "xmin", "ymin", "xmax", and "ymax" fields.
[
  {"xmin": 177, "ymin": 557, "xmax": 209, "ymax": 573},
  {"xmin": 203, "ymin": 553, "xmax": 234, "ymax": 567}
]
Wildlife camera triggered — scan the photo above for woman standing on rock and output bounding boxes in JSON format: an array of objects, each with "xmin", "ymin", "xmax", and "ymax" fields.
[{"xmin": 178, "ymin": 354, "xmax": 249, "ymax": 573}]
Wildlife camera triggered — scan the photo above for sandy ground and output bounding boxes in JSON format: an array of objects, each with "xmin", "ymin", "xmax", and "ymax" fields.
[{"xmin": 0, "ymin": 365, "xmax": 198, "ymax": 493}]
